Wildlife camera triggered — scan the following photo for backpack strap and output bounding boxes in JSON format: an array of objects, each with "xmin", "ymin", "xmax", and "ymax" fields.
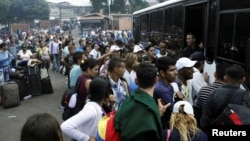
[
  {"xmin": 120, "ymin": 77, "xmax": 130, "ymax": 96},
  {"xmin": 229, "ymin": 88, "xmax": 247, "ymax": 104},
  {"xmin": 240, "ymin": 91, "xmax": 250, "ymax": 106},
  {"xmin": 121, "ymin": 79, "xmax": 130, "ymax": 96},
  {"xmin": 223, "ymin": 88, "xmax": 243, "ymax": 106},
  {"xmin": 75, "ymin": 75, "xmax": 85, "ymax": 94}
]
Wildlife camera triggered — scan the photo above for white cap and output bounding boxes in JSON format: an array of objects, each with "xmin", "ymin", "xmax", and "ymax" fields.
[
  {"xmin": 173, "ymin": 101, "xmax": 194, "ymax": 115},
  {"xmin": 176, "ymin": 57, "xmax": 197, "ymax": 71},
  {"xmin": 110, "ymin": 45, "xmax": 121, "ymax": 52},
  {"xmin": 133, "ymin": 45, "xmax": 143, "ymax": 53},
  {"xmin": 0, "ymin": 39, "xmax": 3, "ymax": 44}
]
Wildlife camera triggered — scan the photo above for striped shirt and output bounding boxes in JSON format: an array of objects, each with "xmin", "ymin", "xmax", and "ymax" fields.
[{"xmin": 196, "ymin": 81, "xmax": 224, "ymax": 112}]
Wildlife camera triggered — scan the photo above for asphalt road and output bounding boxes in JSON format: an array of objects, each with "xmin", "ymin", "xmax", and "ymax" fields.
[
  {"xmin": 0, "ymin": 69, "xmax": 71, "ymax": 141},
  {"xmin": 0, "ymin": 27, "xmax": 82, "ymax": 141}
]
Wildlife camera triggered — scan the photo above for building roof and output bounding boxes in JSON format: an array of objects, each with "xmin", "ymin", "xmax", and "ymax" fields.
[{"xmin": 79, "ymin": 13, "xmax": 108, "ymax": 21}]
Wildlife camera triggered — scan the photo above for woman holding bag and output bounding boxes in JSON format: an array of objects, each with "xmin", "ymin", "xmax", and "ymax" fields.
[{"xmin": 36, "ymin": 40, "xmax": 51, "ymax": 69}]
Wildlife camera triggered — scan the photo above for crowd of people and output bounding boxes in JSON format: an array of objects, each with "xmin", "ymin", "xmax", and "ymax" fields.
[{"xmin": 1, "ymin": 27, "xmax": 248, "ymax": 141}]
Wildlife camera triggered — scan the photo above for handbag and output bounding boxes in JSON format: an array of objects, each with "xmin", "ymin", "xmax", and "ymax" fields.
[{"xmin": 40, "ymin": 68, "xmax": 48, "ymax": 80}]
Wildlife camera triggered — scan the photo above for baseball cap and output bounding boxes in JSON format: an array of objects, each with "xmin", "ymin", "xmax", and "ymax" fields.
[
  {"xmin": 173, "ymin": 100, "xmax": 194, "ymax": 115},
  {"xmin": 0, "ymin": 39, "xmax": 3, "ymax": 44},
  {"xmin": 133, "ymin": 45, "xmax": 143, "ymax": 53},
  {"xmin": 110, "ymin": 45, "xmax": 121, "ymax": 52},
  {"xmin": 189, "ymin": 51, "xmax": 205, "ymax": 61},
  {"xmin": 176, "ymin": 57, "xmax": 197, "ymax": 71}
]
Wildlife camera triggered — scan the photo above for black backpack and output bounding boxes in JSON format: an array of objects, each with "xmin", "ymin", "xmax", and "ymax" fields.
[
  {"xmin": 60, "ymin": 88, "xmax": 77, "ymax": 108},
  {"xmin": 214, "ymin": 90, "xmax": 250, "ymax": 125},
  {"xmin": 61, "ymin": 77, "xmax": 84, "ymax": 121}
]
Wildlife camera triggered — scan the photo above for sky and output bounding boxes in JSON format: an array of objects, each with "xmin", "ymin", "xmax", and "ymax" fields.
[{"xmin": 46, "ymin": 0, "xmax": 157, "ymax": 6}]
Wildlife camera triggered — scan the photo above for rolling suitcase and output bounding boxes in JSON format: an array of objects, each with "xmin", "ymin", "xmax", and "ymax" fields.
[
  {"xmin": 1, "ymin": 81, "xmax": 20, "ymax": 108},
  {"xmin": 27, "ymin": 65, "xmax": 43, "ymax": 96},
  {"xmin": 42, "ymin": 77, "xmax": 53, "ymax": 94},
  {"xmin": 14, "ymin": 78, "xmax": 28, "ymax": 100},
  {"xmin": 9, "ymin": 69, "xmax": 28, "ymax": 100}
]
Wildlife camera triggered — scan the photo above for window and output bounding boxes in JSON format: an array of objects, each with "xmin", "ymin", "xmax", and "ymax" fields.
[
  {"xmin": 220, "ymin": 0, "xmax": 250, "ymax": 10},
  {"xmin": 218, "ymin": 12, "xmax": 250, "ymax": 64},
  {"xmin": 150, "ymin": 11, "xmax": 163, "ymax": 32},
  {"xmin": 165, "ymin": 6, "xmax": 183, "ymax": 35},
  {"xmin": 140, "ymin": 14, "xmax": 149, "ymax": 42}
]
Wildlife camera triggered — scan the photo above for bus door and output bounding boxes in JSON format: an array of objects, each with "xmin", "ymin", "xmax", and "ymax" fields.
[{"xmin": 184, "ymin": 3, "xmax": 206, "ymax": 47}]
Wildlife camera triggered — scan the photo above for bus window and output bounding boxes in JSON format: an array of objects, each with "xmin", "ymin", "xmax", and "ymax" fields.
[
  {"xmin": 150, "ymin": 10, "xmax": 163, "ymax": 33},
  {"xmin": 140, "ymin": 14, "xmax": 149, "ymax": 42},
  {"xmin": 218, "ymin": 12, "xmax": 250, "ymax": 64},
  {"xmin": 165, "ymin": 6, "xmax": 183, "ymax": 36},
  {"xmin": 220, "ymin": 0, "xmax": 250, "ymax": 10},
  {"xmin": 165, "ymin": 9, "xmax": 173, "ymax": 34}
]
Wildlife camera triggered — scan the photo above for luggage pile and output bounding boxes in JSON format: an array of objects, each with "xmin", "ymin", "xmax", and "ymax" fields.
[{"xmin": 0, "ymin": 61, "xmax": 53, "ymax": 108}]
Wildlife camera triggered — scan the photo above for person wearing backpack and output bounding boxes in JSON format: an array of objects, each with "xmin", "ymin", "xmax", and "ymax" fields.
[
  {"xmin": 62, "ymin": 58, "xmax": 100, "ymax": 121},
  {"xmin": 200, "ymin": 64, "xmax": 246, "ymax": 131},
  {"xmin": 61, "ymin": 76, "xmax": 111, "ymax": 141}
]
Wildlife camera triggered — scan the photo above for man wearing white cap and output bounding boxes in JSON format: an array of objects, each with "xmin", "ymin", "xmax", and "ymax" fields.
[
  {"xmin": 109, "ymin": 45, "xmax": 121, "ymax": 58},
  {"xmin": 175, "ymin": 57, "xmax": 197, "ymax": 105},
  {"xmin": 133, "ymin": 45, "xmax": 144, "ymax": 63}
]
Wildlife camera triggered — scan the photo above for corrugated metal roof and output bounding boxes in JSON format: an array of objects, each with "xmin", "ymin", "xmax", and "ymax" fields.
[{"xmin": 79, "ymin": 13, "xmax": 108, "ymax": 20}]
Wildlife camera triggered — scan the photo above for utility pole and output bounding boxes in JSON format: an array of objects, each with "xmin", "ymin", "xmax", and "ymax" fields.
[
  {"xmin": 108, "ymin": 0, "xmax": 111, "ymax": 30},
  {"xmin": 59, "ymin": 6, "xmax": 62, "ymax": 25}
]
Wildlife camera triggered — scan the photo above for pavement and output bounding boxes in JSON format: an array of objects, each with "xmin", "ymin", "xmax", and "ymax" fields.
[
  {"xmin": 0, "ymin": 69, "xmax": 71, "ymax": 141},
  {"xmin": 0, "ymin": 28, "xmax": 82, "ymax": 141}
]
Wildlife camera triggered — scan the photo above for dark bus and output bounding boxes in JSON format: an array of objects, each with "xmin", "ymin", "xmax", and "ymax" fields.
[{"xmin": 133, "ymin": 0, "xmax": 250, "ymax": 89}]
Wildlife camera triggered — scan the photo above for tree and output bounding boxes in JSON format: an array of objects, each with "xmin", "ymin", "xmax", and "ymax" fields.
[
  {"xmin": 0, "ymin": 0, "xmax": 50, "ymax": 24},
  {"xmin": 0, "ymin": 0, "xmax": 11, "ymax": 24},
  {"xmin": 129, "ymin": 0, "xmax": 149, "ymax": 13},
  {"xmin": 90, "ymin": 0, "xmax": 106, "ymax": 13},
  {"xmin": 22, "ymin": 0, "xmax": 50, "ymax": 21},
  {"xmin": 112, "ymin": 0, "xmax": 126, "ymax": 13}
]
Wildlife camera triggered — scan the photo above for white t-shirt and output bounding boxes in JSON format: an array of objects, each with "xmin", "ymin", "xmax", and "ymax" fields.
[
  {"xmin": 17, "ymin": 50, "xmax": 33, "ymax": 60},
  {"xmin": 89, "ymin": 49, "xmax": 101, "ymax": 59}
]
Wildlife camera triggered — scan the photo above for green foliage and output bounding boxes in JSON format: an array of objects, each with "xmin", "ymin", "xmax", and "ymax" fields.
[
  {"xmin": 0, "ymin": 0, "xmax": 49, "ymax": 24},
  {"xmin": 0, "ymin": 0, "xmax": 11, "ymax": 24},
  {"xmin": 112, "ymin": 0, "xmax": 126, "ymax": 13},
  {"xmin": 129, "ymin": 0, "xmax": 149, "ymax": 13},
  {"xmin": 90, "ymin": 0, "xmax": 106, "ymax": 13}
]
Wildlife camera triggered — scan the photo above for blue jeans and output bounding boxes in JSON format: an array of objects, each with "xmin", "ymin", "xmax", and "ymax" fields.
[{"xmin": 50, "ymin": 54, "xmax": 60, "ymax": 71}]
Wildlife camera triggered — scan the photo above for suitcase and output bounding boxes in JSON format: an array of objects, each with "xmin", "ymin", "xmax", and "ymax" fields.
[
  {"xmin": 27, "ymin": 66, "xmax": 43, "ymax": 96},
  {"xmin": 13, "ymin": 78, "xmax": 28, "ymax": 100},
  {"xmin": 9, "ymin": 69, "xmax": 28, "ymax": 100},
  {"xmin": 1, "ymin": 81, "xmax": 20, "ymax": 108},
  {"xmin": 42, "ymin": 77, "xmax": 53, "ymax": 94}
]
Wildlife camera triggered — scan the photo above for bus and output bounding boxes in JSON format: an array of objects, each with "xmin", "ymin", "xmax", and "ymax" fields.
[{"xmin": 132, "ymin": 0, "xmax": 250, "ymax": 89}]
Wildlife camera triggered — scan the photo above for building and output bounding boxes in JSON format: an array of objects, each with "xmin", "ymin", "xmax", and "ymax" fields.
[
  {"xmin": 111, "ymin": 14, "xmax": 132, "ymax": 31},
  {"xmin": 79, "ymin": 13, "xmax": 109, "ymax": 33},
  {"xmin": 47, "ymin": 2, "xmax": 92, "ymax": 22}
]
